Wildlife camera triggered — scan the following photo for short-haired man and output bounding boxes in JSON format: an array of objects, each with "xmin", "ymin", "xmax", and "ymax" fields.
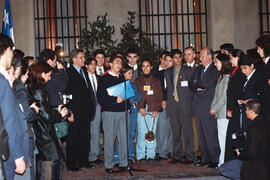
[
  {"xmin": 85, "ymin": 58, "xmax": 103, "ymax": 165},
  {"xmin": 219, "ymin": 100, "xmax": 270, "ymax": 180},
  {"xmin": 94, "ymin": 49, "xmax": 108, "ymax": 76},
  {"xmin": 126, "ymin": 49, "xmax": 141, "ymax": 81},
  {"xmin": 189, "ymin": 47, "xmax": 220, "ymax": 168},
  {"xmin": 165, "ymin": 49, "xmax": 195, "ymax": 165},
  {"xmin": 66, "ymin": 49, "xmax": 96, "ymax": 171},
  {"xmin": 97, "ymin": 55, "xmax": 128, "ymax": 173},
  {"xmin": 220, "ymin": 43, "xmax": 234, "ymax": 55},
  {"xmin": 152, "ymin": 51, "xmax": 173, "ymax": 161},
  {"xmin": 0, "ymin": 33, "xmax": 28, "ymax": 179},
  {"xmin": 183, "ymin": 47, "xmax": 199, "ymax": 69}
]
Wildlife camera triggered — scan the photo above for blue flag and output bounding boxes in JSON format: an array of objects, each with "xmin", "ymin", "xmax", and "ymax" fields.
[{"xmin": 2, "ymin": 0, "xmax": 14, "ymax": 42}]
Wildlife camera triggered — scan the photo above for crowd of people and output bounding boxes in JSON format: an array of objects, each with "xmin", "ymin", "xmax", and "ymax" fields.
[{"xmin": 0, "ymin": 32, "xmax": 269, "ymax": 180}]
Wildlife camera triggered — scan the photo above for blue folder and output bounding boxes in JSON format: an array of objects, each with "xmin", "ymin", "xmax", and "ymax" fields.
[{"xmin": 107, "ymin": 80, "xmax": 135, "ymax": 99}]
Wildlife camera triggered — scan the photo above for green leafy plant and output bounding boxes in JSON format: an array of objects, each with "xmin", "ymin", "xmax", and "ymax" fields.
[
  {"xmin": 78, "ymin": 13, "xmax": 117, "ymax": 58},
  {"xmin": 79, "ymin": 12, "xmax": 162, "ymax": 66}
]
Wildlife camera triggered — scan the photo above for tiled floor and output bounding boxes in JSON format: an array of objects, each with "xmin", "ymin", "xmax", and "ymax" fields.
[{"xmin": 62, "ymin": 157, "xmax": 223, "ymax": 180}]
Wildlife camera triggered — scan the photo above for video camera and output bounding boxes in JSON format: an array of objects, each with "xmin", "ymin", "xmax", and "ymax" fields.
[{"xmin": 232, "ymin": 131, "xmax": 247, "ymax": 153}]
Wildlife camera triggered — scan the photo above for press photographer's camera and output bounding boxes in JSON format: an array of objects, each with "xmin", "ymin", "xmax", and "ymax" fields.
[
  {"xmin": 61, "ymin": 94, "xmax": 72, "ymax": 119},
  {"xmin": 232, "ymin": 131, "xmax": 247, "ymax": 153}
]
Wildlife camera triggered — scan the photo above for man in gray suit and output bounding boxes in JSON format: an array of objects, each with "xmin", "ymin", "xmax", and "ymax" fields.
[
  {"xmin": 126, "ymin": 49, "xmax": 141, "ymax": 82},
  {"xmin": 189, "ymin": 47, "xmax": 220, "ymax": 168},
  {"xmin": 164, "ymin": 49, "xmax": 195, "ymax": 164}
]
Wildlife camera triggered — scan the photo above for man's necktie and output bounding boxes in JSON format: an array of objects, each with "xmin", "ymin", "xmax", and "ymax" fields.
[
  {"xmin": 201, "ymin": 67, "xmax": 205, "ymax": 79},
  {"xmin": 99, "ymin": 68, "xmax": 102, "ymax": 75},
  {"xmin": 91, "ymin": 75, "xmax": 96, "ymax": 94},
  {"xmin": 80, "ymin": 69, "xmax": 88, "ymax": 87},
  {"xmin": 174, "ymin": 71, "xmax": 179, "ymax": 102}
]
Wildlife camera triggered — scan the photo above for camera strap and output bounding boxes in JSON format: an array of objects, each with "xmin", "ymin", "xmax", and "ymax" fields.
[{"xmin": 144, "ymin": 115, "xmax": 155, "ymax": 133}]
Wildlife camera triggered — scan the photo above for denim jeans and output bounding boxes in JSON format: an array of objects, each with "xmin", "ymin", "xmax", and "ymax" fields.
[
  {"xmin": 219, "ymin": 159, "xmax": 242, "ymax": 180},
  {"xmin": 136, "ymin": 107, "xmax": 158, "ymax": 160}
]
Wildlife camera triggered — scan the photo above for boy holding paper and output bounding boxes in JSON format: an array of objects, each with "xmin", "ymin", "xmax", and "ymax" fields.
[{"xmin": 96, "ymin": 55, "xmax": 128, "ymax": 173}]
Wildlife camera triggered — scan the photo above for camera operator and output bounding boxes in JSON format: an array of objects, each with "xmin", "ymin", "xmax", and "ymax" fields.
[
  {"xmin": 219, "ymin": 99, "xmax": 270, "ymax": 180},
  {"xmin": 39, "ymin": 48, "xmax": 68, "ymax": 109}
]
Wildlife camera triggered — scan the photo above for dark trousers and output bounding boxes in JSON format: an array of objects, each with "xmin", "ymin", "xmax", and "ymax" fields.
[
  {"xmin": 195, "ymin": 113, "xmax": 220, "ymax": 163},
  {"xmin": 67, "ymin": 118, "xmax": 90, "ymax": 168},
  {"xmin": 36, "ymin": 157, "xmax": 62, "ymax": 180},
  {"xmin": 170, "ymin": 101, "xmax": 194, "ymax": 160}
]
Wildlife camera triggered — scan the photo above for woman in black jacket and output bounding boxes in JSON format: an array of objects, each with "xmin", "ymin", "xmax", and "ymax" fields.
[{"xmin": 27, "ymin": 62, "xmax": 67, "ymax": 180}]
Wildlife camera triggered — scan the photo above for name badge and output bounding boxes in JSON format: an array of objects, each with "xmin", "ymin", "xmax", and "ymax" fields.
[
  {"xmin": 144, "ymin": 85, "xmax": 151, "ymax": 91},
  {"xmin": 181, "ymin": 81, "xmax": 188, "ymax": 87},
  {"xmin": 147, "ymin": 90, "xmax": 154, "ymax": 95}
]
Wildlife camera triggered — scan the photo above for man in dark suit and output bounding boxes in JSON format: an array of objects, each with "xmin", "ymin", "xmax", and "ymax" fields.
[
  {"xmin": 126, "ymin": 49, "xmax": 142, "ymax": 82},
  {"xmin": 66, "ymin": 49, "xmax": 96, "ymax": 171},
  {"xmin": 219, "ymin": 99, "xmax": 270, "ymax": 180},
  {"xmin": 0, "ymin": 33, "xmax": 28, "ymax": 179},
  {"xmin": 94, "ymin": 49, "xmax": 109, "ymax": 76},
  {"xmin": 165, "ymin": 49, "xmax": 195, "ymax": 164},
  {"xmin": 85, "ymin": 57, "xmax": 103, "ymax": 165},
  {"xmin": 189, "ymin": 47, "xmax": 220, "ymax": 168},
  {"xmin": 152, "ymin": 51, "xmax": 173, "ymax": 161}
]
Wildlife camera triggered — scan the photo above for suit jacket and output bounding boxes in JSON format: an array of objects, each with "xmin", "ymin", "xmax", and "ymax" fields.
[
  {"xmin": 165, "ymin": 65, "xmax": 194, "ymax": 118},
  {"xmin": 189, "ymin": 62, "xmax": 218, "ymax": 117},
  {"xmin": 152, "ymin": 66, "xmax": 167, "ymax": 100},
  {"xmin": 0, "ymin": 74, "xmax": 29, "ymax": 179},
  {"xmin": 227, "ymin": 67, "xmax": 246, "ymax": 113},
  {"xmin": 211, "ymin": 74, "xmax": 230, "ymax": 119},
  {"xmin": 66, "ymin": 65, "xmax": 95, "ymax": 122},
  {"xmin": 238, "ymin": 70, "xmax": 261, "ymax": 101},
  {"xmin": 132, "ymin": 65, "xmax": 142, "ymax": 82},
  {"xmin": 239, "ymin": 116, "xmax": 270, "ymax": 180},
  {"xmin": 45, "ymin": 68, "xmax": 68, "ymax": 107}
]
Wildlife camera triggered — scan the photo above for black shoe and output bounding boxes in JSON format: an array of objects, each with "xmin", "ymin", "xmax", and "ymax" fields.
[
  {"xmin": 80, "ymin": 162, "xmax": 95, "ymax": 169},
  {"xmin": 114, "ymin": 163, "xmax": 119, "ymax": 168},
  {"xmin": 118, "ymin": 166, "xmax": 128, "ymax": 171},
  {"xmin": 155, "ymin": 156, "xmax": 168, "ymax": 161},
  {"xmin": 207, "ymin": 162, "xmax": 218, "ymax": 168},
  {"xmin": 91, "ymin": 159, "xmax": 104, "ymax": 164},
  {"xmin": 147, "ymin": 158, "xmax": 156, "ymax": 163},
  {"xmin": 194, "ymin": 161, "xmax": 209, "ymax": 167},
  {"xmin": 67, "ymin": 167, "xmax": 81, "ymax": 172},
  {"xmin": 128, "ymin": 159, "xmax": 134, "ymax": 164},
  {"xmin": 105, "ymin": 168, "xmax": 114, "ymax": 173},
  {"xmin": 138, "ymin": 158, "xmax": 147, "ymax": 163}
]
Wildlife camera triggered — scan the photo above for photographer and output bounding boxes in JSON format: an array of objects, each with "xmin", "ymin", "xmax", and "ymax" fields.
[
  {"xmin": 39, "ymin": 48, "xmax": 68, "ymax": 108},
  {"xmin": 219, "ymin": 100, "xmax": 270, "ymax": 180}
]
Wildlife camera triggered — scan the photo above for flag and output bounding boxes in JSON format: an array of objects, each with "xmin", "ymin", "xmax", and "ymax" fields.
[{"xmin": 2, "ymin": 0, "xmax": 14, "ymax": 42}]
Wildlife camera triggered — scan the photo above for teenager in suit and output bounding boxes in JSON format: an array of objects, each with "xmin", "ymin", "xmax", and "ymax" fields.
[
  {"xmin": 94, "ymin": 49, "xmax": 109, "ymax": 76},
  {"xmin": 219, "ymin": 100, "xmax": 270, "ymax": 180},
  {"xmin": 126, "ymin": 49, "xmax": 142, "ymax": 82},
  {"xmin": 85, "ymin": 57, "xmax": 103, "ymax": 165},
  {"xmin": 66, "ymin": 49, "xmax": 96, "ymax": 171},
  {"xmin": 164, "ymin": 49, "xmax": 195, "ymax": 164},
  {"xmin": 0, "ymin": 33, "xmax": 28, "ymax": 180},
  {"xmin": 152, "ymin": 51, "xmax": 173, "ymax": 161},
  {"xmin": 189, "ymin": 47, "xmax": 220, "ymax": 168},
  {"xmin": 210, "ymin": 53, "xmax": 232, "ymax": 166}
]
